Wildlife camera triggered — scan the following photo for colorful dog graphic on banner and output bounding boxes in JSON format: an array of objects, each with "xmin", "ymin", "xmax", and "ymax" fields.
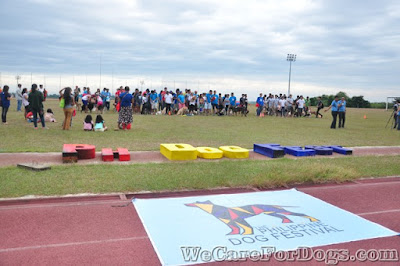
[{"xmin": 185, "ymin": 200, "xmax": 319, "ymax": 235}]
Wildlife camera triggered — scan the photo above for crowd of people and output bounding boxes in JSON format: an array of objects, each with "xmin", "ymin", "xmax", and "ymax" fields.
[
  {"xmin": 2, "ymin": 83, "xmax": 400, "ymax": 131},
  {"xmin": 76, "ymin": 86, "xmax": 250, "ymax": 117},
  {"xmin": 0, "ymin": 84, "xmax": 49, "ymax": 129}
]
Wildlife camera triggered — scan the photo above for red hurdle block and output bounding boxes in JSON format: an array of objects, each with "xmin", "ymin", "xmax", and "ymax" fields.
[
  {"xmin": 101, "ymin": 148, "xmax": 114, "ymax": 162},
  {"xmin": 63, "ymin": 144, "xmax": 96, "ymax": 163},
  {"xmin": 117, "ymin": 148, "xmax": 130, "ymax": 161}
]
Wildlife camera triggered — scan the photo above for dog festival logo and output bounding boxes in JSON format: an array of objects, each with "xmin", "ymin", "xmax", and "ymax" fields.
[{"xmin": 185, "ymin": 200, "xmax": 318, "ymax": 235}]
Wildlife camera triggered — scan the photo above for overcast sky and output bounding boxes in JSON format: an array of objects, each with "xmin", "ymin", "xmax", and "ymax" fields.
[{"xmin": 0, "ymin": 0, "xmax": 399, "ymax": 101}]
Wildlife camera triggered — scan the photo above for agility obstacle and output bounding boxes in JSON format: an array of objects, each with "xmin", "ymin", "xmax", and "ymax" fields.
[
  {"xmin": 196, "ymin": 147, "xmax": 223, "ymax": 159},
  {"xmin": 62, "ymin": 143, "xmax": 352, "ymax": 163},
  {"xmin": 62, "ymin": 144, "xmax": 96, "ymax": 163},
  {"xmin": 253, "ymin": 144, "xmax": 285, "ymax": 158},
  {"xmin": 254, "ymin": 144, "xmax": 352, "ymax": 158},
  {"xmin": 219, "ymin": 146, "xmax": 249, "ymax": 159},
  {"xmin": 284, "ymin": 146, "xmax": 317, "ymax": 157},
  {"xmin": 160, "ymin": 144, "xmax": 198, "ymax": 161},
  {"xmin": 101, "ymin": 148, "xmax": 130, "ymax": 162},
  {"xmin": 304, "ymin": 146, "xmax": 333, "ymax": 155}
]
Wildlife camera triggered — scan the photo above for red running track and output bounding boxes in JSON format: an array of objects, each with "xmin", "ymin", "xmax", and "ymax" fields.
[{"xmin": 0, "ymin": 178, "xmax": 399, "ymax": 265}]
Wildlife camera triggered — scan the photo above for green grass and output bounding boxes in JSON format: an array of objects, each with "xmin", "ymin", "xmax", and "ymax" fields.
[
  {"xmin": 0, "ymin": 99, "xmax": 398, "ymax": 153},
  {"xmin": 1, "ymin": 155, "xmax": 399, "ymax": 198}
]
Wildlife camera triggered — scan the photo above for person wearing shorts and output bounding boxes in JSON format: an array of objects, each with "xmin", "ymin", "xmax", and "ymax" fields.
[{"xmin": 205, "ymin": 90, "xmax": 212, "ymax": 115}]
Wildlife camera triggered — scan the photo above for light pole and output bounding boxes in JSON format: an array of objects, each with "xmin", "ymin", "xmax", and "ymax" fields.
[
  {"xmin": 15, "ymin": 75, "xmax": 21, "ymax": 88},
  {"xmin": 287, "ymin": 54, "xmax": 296, "ymax": 96}
]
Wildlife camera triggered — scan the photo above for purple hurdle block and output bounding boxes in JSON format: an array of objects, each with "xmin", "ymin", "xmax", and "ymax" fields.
[
  {"xmin": 326, "ymin": 146, "xmax": 353, "ymax": 155},
  {"xmin": 284, "ymin": 146, "xmax": 316, "ymax": 157},
  {"xmin": 305, "ymin": 145, "xmax": 333, "ymax": 156},
  {"xmin": 254, "ymin": 144, "xmax": 285, "ymax": 158}
]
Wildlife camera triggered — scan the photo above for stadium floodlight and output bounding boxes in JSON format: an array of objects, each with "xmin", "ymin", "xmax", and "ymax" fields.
[
  {"xmin": 287, "ymin": 54, "xmax": 296, "ymax": 96},
  {"xmin": 15, "ymin": 75, "xmax": 21, "ymax": 87}
]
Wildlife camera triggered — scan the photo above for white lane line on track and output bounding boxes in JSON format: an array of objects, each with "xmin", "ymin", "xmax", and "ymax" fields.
[
  {"xmin": 356, "ymin": 209, "xmax": 400, "ymax": 216},
  {"xmin": 0, "ymin": 236, "xmax": 149, "ymax": 253},
  {"xmin": 299, "ymin": 180, "xmax": 400, "ymax": 191},
  {"xmin": 0, "ymin": 200, "xmax": 132, "ymax": 211}
]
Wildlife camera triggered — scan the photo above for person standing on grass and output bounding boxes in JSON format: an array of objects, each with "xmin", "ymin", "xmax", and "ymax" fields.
[
  {"xmin": 16, "ymin": 84, "xmax": 23, "ymax": 112},
  {"xmin": 338, "ymin": 97, "xmax": 346, "ymax": 128},
  {"xmin": 286, "ymin": 94, "xmax": 294, "ymax": 117},
  {"xmin": 279, "ymin": 96, "xmax": 287, "ymax": 117},
  {"xmin": 316, "ymin": 97, "xmax": 324, "ymax": 118},
  {"xmin": 325, "ymin": 95, "xmax": 339, "ymax": 129},
  {"xmin": 118, "ymin": 86, "xmax": 133, "ymax": 129},
  {"xmin": 150, "ymin": 90, "xmax": 158, "ymax": 114},
  {"xmin": 164, "ymin": 90, "xmax": 173, "ymax": 115},
  {"xmin": 223, "ymin": 94, "xmax": 230, "ymax": 115},
  {"xmin": 256, "ymin": 93, "xmax": 264, "ymax": 116},
  {"xmin": 61, "ymin": 87, "xmax": 75, "ymax": 130},
  {"xmin": 212, "ymin": 90, "xmax": 218, "ymax": 114},
  {"xmin": 228, "ymin": 92, "xmax": 236, "ymax": 115},
  {"xmin": 28, "ymin": 84, "xmax": 46, "ymax": 129},
  {"xmin": 297, "ymin": 96, "xmax": 305, "ymax": 117},
  {"xmin": 1, "ymin": 85, "xmax": 11, "ymax": 124},
  {"xmin": 217, "ymin": 93, "xmax": 224, "ymax": 114},
  {"xmin": 177, "ymin": 90, "xmax": 185, "ymax": 110},
  {"xmin": 397, "ymin": 105, "xmax": 400, "ymax": 130},
  {"xmin": 22, "ymin": 88, "xmax": 30, "ymax": 118},
  {"xmin": 205, "ymin": 90, "xmax": 212, "ymax": 115}
]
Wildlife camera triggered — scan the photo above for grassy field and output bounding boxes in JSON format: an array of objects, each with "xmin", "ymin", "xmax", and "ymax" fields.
[
  {"xmin": 1, "ymin": 155, "xmax": 399, "ymax": 198},
  {"xmin": 0, "ymin": 98, "xmax": 398, "ymax": 198},
  {"xmin": 0, "ymin": 98, "xmax": 398, "ymax": 153}
]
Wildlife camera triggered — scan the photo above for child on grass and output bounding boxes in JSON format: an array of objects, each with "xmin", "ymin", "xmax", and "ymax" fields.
[
  {"xmin": 83, "ymin": 115, "xmax": 94, "ymax": 131},
  {"xmin": 94, "ymin": 115, "xmax": 107, "ymax": 131}
]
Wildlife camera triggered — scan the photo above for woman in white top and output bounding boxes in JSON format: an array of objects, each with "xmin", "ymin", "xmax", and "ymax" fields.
[
  {"xmin": 164, "ymin": 91, "xmax": 174, "ymax": 114},
  {"xmin": 22, "ymin": 88, "xmax": 30, "ymax": 118}
]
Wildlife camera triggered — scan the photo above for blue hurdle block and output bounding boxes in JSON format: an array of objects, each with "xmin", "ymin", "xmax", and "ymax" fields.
[
  {"xmin": 327, "ymin": 146, "xmax": 353, "ymax": 155},
  {"xmin": 305, "ymin": 145, "xmax": 333, "ymax": 155},
  {"xmin": 254, "ymin": 144, "xmax": 285, "ymax": 158},
  {"xmin": 284, "ymin": 146, "xmax": 316, "ymax": 157}
]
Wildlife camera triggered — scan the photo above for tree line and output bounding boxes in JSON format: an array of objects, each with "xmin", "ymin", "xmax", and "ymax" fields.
[{"xmin": 310, "ymin": 91, "xmax": 375, "ymax": 108}]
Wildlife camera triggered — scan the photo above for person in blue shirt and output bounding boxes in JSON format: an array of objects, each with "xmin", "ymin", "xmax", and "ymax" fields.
[
  {"xmin": 338, "ymin": 97, "xmax": 346, "ymax": 128},
  {"xmin": 1, "ymin": 85, "xmax": 11, "ymax": 124},
  {"xmin": 117, "ymin": 86, "xmax": 133, "ymax": 130},
  {"xmin": 228, "ymin": 93, "xmax": 236, "ymax": 115},
  {"xmin": 212, "ymin": 90, "xmax": 218, "ymax": 114},
  {"xmin": 178, "ymin": 91, "xmax": 185, "ymax": 110},
  {"xmin": 101, "ymin": 88, "xmax": 111, "ymax": 111},
  {"xmin": 325, "ymin": 96, "xmax": 339, "ymax": 129},
  {"xmin": 158, "ymin": 90, "xmax": 163, "ymax": 112},
  {"xmin": 205, "ymin": 90, "xmax": 212, "ymax": 115},
  {"xmin": 256, "ymin": 93, "xmax": 264, "ymax": 116},
  {"xmin": 150, "ymin": 90, "xmax": 158, "ymax": 114}
]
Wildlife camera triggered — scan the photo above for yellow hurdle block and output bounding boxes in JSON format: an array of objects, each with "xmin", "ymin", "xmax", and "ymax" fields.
[
  {"xmin": 219, "ymin": 146, "xmax": 249, "ymax": 159},
  {"xmin": 160, "ymin": 144, "xmax": 197, "ymax": 161},
  {"xmin": 196, "ymin": 147, "xmax": 223, "ymax": 159}
]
